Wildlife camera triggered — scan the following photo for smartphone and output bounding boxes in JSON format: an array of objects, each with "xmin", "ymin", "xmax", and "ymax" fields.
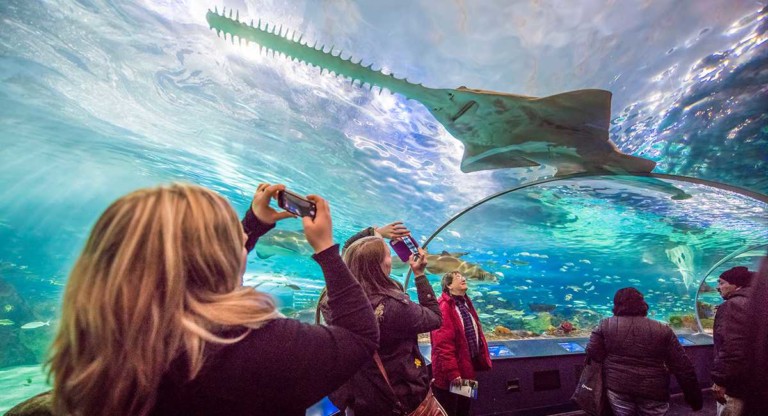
[
  {"xmin": 389, "ymin": 235, "xmax": 420, "ymax": 262},
  {"xmin": 276, "ymin": 190, "xmax": 317, "ymax": 219}
]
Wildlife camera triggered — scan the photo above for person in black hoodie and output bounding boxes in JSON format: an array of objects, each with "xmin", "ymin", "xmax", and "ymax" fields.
[
  {"xmin": 46, "ymin": 182, "xmax": 379, "ymax": 416},
  {"xmin": 586, "ymin": 287, "xmax": 703, "ymax": 416},
  {"xmin": 711, "ymin": 266, "xmax": 755, "ymax": 416},
  {"xmin": 321, "ymin": 233, "xmax": 442, "ymax": 415}
]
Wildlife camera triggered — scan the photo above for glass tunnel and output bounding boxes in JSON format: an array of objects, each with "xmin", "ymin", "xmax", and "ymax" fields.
[
  {"xmin": 1, "ymin": 0, "xmax": 767, "ymax": 413},
  {"xmin": 404, "ymin": 173, "xmax": 768, "ymax": 339}
]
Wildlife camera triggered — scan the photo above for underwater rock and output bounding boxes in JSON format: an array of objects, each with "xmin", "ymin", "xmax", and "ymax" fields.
[
  {"xmin": 528, "ymin": 303, "xmax": 556, "ymax": 313},
  {"xmin": 668, "ymin": 315, "xmax": 684, "ymax": 328},
  {"xmin": 494, "ymin": 325, "xmax": 513, "ymax": 336},
  {"xmin": 0, "ymin": 277, "xmax": 53, "ymax": 367},
  {"xmin": 699, "ymin": 282, "xmax": 717, "ymax": 293},
  {"xmin": 522, "ymin": 312, "xmax": 553, "ymax": 334},
  {"xmin": 697, "ymin": 301, "xmax": 716, "ymax": 319}
]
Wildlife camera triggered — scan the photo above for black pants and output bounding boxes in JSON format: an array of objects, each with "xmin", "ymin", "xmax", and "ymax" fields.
[{"xmin": 433, "ymin": 386, "xmax": 471, "ymax": 416}]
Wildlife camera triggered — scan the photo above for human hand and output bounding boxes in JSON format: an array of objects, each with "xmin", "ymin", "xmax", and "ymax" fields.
[
  {"xmin": 712, "ymin": 383, "xmax": 726, "ymax": 405},
  {"xmin": 409, "ymin": 248, "xmax": 428, "ymax": 275},
  {"xmin": 450, "ymin": 377, "xmax": 463, "ymax": 389},
  {"xmin": 302, "ymin": 195, "xmax": 334, "ymax": 254},
  {"xmin": 374, "ymin": 221, "xmax": 409, "ymax": 240},
  {"xmin": 250, "ymin": 183, "xmax": 295, "ymax": 225}
]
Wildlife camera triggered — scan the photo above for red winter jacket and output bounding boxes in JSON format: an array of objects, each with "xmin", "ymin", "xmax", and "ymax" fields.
[{"xmin": 430, "ymin": 292, "xmax": 492, "ymax": 390}]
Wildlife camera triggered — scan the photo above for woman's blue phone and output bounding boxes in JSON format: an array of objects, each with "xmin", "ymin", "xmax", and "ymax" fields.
[{"xmin": 389, "ymin": 235, "xmax": 419, "ymax": 262}]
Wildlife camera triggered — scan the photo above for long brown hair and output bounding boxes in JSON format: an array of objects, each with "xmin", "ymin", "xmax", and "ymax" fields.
[
  {"xmin": 48, "ymin": 183, "xmax": 281, "ymax": 416},
  {"xmin": 343, "ymin": 236, "xmax": 403, "ymax": 298}
]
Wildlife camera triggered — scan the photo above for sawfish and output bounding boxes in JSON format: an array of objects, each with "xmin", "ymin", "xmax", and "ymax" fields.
[{"xmin": 206, "ymin": 8, "xmax": 657, "ymax": 176}]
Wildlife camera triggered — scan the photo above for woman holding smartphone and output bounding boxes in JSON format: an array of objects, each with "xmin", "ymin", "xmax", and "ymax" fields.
[
  {"xmin": 46, "ymin": 183, "xmax": 378, "ymax": 416},
  {"xmin": 320, "ymin": 234, "xmax": 442, "ymax": 415}
]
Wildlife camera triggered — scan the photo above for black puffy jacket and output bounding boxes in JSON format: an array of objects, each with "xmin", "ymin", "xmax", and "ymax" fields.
[
  {"xmin": 711, "ymin": 288, "xmax": 752, "ymax": 399},
  {"xmin": 586, "ymin": 316, "xmax": 702, "ymax": 409}
]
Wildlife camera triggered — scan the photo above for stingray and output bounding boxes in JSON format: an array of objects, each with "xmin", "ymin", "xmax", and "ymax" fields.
[
  {"xmin": 206, "ymin": 9, "xmax": 657, "ymax": 176},
  {"xmin": 254, "ymin": 229, "xmax": 313, "ymax": 259}
]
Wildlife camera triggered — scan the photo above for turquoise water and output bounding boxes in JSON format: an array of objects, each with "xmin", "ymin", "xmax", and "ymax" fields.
[{"xmin": 1, "ymin": 0, "xmax": 767, "ymax": 412}]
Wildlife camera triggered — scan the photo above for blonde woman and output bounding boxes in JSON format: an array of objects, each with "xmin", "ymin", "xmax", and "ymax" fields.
[{"xmin": 47, "ymin": 183, "xmax": 379, "ymax": 416}]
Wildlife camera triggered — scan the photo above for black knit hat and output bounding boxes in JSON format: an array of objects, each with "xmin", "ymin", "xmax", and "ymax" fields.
[{"xmin": 719, "ymin": 266, "xmax": 754, "ymax": 287}]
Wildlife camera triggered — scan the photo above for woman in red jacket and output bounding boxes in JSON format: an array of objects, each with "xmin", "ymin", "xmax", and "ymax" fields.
[{"xmin": 430, "ymin": 271, "xmax": 492, "ymax": 416}]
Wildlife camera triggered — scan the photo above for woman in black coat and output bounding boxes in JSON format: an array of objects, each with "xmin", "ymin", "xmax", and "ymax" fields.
[
  {"xmin": 320, "ymin": 231, "xmax": 442, "ymax": 415},
  {"xmin": 586, "ymin": 287, "xmax": 703, "ymax": 416}
]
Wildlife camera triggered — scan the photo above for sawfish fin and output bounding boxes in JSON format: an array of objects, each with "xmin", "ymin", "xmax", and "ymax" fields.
[
  {"xmin": 531, "ymin": 89, "xmax": 613, "ymax": 136},
  {"xmin": 461, "ymin": 144, "xmax": 541, "ymax": 173}
]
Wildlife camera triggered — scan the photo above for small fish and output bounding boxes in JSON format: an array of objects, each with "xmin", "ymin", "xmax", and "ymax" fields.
[
  {"xmin": 509, "ymin": 259, "xmax": 529, "ymax": 266},
  {"xmin": 487, "ymin": 291, "xmax": 501, "ymax": 295},
  {"xmin": 21, "ymin": 320, "xmax": 50, "ymax": 329},
  {"xmin": 285, "ymin": 284, "xmax": 301, "ymax": 290},
  {"xmin": 579, "ymin": 259, "xmax": 592, "ymax": 264},
  {"xmin": 564, "ymin": 294, "xmax": 573, "ymax": 301},
  {"xmin": 0, "ymin": 319, "xmax": 14, "ymax": 326}
]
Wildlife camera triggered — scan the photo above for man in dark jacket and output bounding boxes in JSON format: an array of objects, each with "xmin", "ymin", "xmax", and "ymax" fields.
[
  {"xmin": 586, "ymin": 287, "xmax": 702, "ymax": 416},
  {"xmin": 711, "ymin": 266, "xmax": 755, "ymax": 416}
]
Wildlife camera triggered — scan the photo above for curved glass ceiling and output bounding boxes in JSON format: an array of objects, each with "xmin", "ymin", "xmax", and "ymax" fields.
[{"xmin": 417, "ymin": 174, "xmax": 767, "ymax": 339}]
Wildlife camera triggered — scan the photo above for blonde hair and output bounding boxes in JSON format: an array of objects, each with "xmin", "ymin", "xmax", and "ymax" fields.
[{"xmin": 48, "ymin": 183, "xmax": 281, "ymax": 416}]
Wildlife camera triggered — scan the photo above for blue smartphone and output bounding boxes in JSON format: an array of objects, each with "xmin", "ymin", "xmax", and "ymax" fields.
[{"xmin": 389, "ymin": 235, "xmax": 419, "ymax": 262}]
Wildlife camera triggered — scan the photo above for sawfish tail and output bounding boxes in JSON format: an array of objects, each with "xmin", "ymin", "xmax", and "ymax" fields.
[{"xmin": 206, "ymin": 8, "xmax": 427, "ymax": 100}]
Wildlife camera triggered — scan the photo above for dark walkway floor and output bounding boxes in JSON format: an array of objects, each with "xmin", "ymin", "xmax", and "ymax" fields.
[{"xmin": 549, "ymin": 389, "xmax": 718, "ymax": 416}]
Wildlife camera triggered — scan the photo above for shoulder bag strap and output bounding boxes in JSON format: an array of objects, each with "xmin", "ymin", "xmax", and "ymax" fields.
[{"xmin": 373, "ymin": 352, "xmax": 406, "ymax": 410}]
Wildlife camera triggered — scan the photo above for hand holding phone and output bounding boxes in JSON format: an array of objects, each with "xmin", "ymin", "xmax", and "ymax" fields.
[
  {"xmin": 390, "ymin": 235, "xmax": 420, "ymax": 262},
  {"xmin": 276, "ymin": 190, "xmax": 317, "ymax": 219},
  {"xmin": 301, "ymin": 195, "xmax": 333, "ymax": 254},
  {"xmin": 250, "ymin": 183, "xmax": 295, "ymax": 224},
  {"xmin": 408, "ymin": 247, "xmax": 428, "ymax": 276}
]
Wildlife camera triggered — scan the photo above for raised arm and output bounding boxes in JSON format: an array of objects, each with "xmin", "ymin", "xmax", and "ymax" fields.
[
  {"xmin": 241, "ymin": 183, "xmax": 295, "ymax": 252},
  {"xmin": 380, "ymin": 249, "xmax": 441, "ymax": 337}
]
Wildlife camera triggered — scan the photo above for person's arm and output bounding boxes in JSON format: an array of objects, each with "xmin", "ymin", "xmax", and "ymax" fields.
[
  {"xmin": 379, "ymin": 274, "xmax": 442, "ymax": 338},
  {"xmin": 242, "ymin": 208, "xmax": 275, "ymax": 252},
  {"xmin": 432, "ymin": 302, "xmax": 462, "ymax": 382},
  {"xmin": 585, "ymin": 319, "xmax": 607, "ymax": 363},
  {"xmin": 341, "ymin": 221, "xmax": 410, "ymax": 254},
  {"xmin": 381, "ymin": 249, "xmax": 441, "ymax": 336},
  {"xmin": 271, "ymin": 245, "xmax": 378, "ymax": 409},
  {"xmin": 664, "ymin": 328, "xmax": 703, "ymax": 411},
  {"xmin": 711, "ymin": 297, "xmax": 751, "ymax": 392},
  {"xmin": 341, "ymin": 227, "xmax": 375, "ymax": 254},
  {"xmin": 242, "ymin": 183, "xmax": 295, "ymax": 252}
]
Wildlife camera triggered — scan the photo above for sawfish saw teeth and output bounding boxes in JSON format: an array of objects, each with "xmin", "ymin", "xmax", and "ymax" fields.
[{"xmin": 206, "ymin": 8, "xmax": 421, "ymax": 99}]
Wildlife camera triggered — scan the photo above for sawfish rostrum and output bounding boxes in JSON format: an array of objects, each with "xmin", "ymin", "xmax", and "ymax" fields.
[{"xmin": 206, "ymin": 9, "xmax": 656, "ymax": 176}]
